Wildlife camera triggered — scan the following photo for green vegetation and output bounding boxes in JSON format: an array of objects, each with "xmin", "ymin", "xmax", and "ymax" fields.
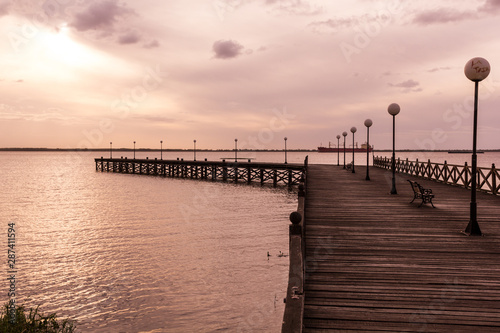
[{"xmin": 0, "ymin": 303, "xmax": 77, "ymax": 332}]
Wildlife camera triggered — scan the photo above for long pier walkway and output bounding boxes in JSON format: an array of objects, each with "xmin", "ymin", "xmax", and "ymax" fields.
[{"xmin": 303, "ymin": 164, "xmax": 500, "ymax": 332}]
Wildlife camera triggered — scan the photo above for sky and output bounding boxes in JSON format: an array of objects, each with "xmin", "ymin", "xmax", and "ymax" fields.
[{"xmin": 1, "ymin": 0, "xmax": 500, "ymax": 150}]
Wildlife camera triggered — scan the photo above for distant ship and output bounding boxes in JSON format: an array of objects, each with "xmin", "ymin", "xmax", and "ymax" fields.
[{"xmin": 318, "ymin": 142, "xmax": 373, "ymax": 153}]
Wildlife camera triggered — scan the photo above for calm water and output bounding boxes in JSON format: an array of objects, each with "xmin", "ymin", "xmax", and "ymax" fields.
[
  {"xmin": 0, "ymin": 152, "xmax": 297, "ymax": 332},
  {"xmin": 1, "ymin": 150, "xmax": 499, "ymax": 332}
]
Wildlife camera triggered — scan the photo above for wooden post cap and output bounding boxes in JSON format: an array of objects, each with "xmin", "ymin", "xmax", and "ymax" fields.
[{"xmin": 289, "ymin": 211, "xmax": 302, "ymax": 224}]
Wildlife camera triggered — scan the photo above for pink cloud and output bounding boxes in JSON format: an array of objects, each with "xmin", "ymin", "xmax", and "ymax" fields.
[
  {"xmin": 212, "ymin": 40, "xmax": 245, "ymax": 59},
  {"xmin": 479, "ymin": 0, "xmax": 500, "ymax": 12},
  {"xmin": 70, "ymin": 1, "xmax": 134, "ymax": 32},
  {"xmin": 413, "ymin": 8, "xmax": 476, "ymax": 25},
  {"xmin": 118, "ymin": 31, "xmax": 141, "ymax": 45}
]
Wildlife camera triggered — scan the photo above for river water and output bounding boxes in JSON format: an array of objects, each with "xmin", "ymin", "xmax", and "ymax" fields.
[{"xmin": 1, "ymin": 150, "xmax": 499, "ymax": 332}]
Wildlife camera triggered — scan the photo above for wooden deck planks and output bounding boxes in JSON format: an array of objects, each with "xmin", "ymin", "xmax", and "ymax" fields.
[{"xmin": 303, "ymin": 164, "xmax": 500, "ymax": 332}]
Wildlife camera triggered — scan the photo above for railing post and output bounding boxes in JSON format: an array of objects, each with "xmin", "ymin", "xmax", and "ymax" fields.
[
  {"xmin": 464, "ymin": 161, "xmax": 469, "ymax": 189},
  {"xmin": 247, "ymin": 167, "xmax": 251, "ymax": 184},
  {"xmin": 415, "ymin": 158, "xmax": 419, "ymax": 176},
  {"xmin": 492, "ymin": 163, "xmax": 497, "ymax": 195},
  {"xmin": 444, "ymin": 160, "xmax": 448, "ymax": 184}
]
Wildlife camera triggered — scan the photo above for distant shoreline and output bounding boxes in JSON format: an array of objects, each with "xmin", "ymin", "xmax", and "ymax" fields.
[{"xmin": 1, "ymin": 148, "xmax": 500, "ymax": 152}]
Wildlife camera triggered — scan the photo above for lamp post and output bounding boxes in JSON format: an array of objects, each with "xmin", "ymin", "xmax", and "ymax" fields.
[
  {"xmin": 350, "ymin": 127, "xmax": 357, "ymax": 173},
  {"xmin": 234, "ymin": 138, "xmax": 238, "ymax": 162},
  {"xmin": 160, "ymin": 140, "xmax": 163, "ymax": 160},
  {"xmin": 133, "ymin": 141, "xmax": 136, "ymax": 159},
  {"xmin": 388, "ymin": 103, "xmax": 400, "ymax": 194},
  {"xmin": 464, "ymin": 57, "xmax": 490, "ymax": 236},
  {"xmin": 336, "ymin": 135, "xmax": 341, "ymax": 166},
  {"xmin": 284, "ymin": 137, "xmax": 288, "ymax": 164},
  {"xmin": 342, "ymin": 131, "xmax": 347, "ymax": 169},
  {"xmin": 364, "ymin": 119, "xmax": 373, "ymax": 180},
  {"xmin": 110, "ymin": 142, "xmax": 112, "ymax": 159},
  {"xmin": 193, "ymin": 140, "xmax": 196, "ymax": 161}
]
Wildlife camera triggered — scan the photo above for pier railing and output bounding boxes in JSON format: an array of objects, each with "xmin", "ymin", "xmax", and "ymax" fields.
[
  {"xmin": 282, "ymin": 156, "xmax": 307, "ymax": 333},
  {"xmin": 374, "ymin": 156, "xmax": 500, "ymax": 195},
  {"xmin": 94, "ymin": 157, "xmax": 305, "ymax": 188}
]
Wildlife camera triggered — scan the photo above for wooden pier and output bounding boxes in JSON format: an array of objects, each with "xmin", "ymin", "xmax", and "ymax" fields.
[
  {"xmin": 94, "ymin": 157, "xmax": 305, "ymax": 187},
  {"xmin": 283, "ymin": 164, "xmax": 500, "ymax": 332}
]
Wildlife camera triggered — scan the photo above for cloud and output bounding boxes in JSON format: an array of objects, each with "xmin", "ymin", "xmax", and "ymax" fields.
[
  {"xmin": 0, "ymin": 1, "xmax": 10, "ymax": 17},
  {"xmin": 70, "ymin": 1, "xmax": 135, "ymax": 32},
  {"xmin": 308, "ymin": 17, "xmax": 357, "ymax": 34},
  {"xmin": 308, "ymin": 13, "xmax": 393, "ymax": 34},
  {"xmin": 389, "ymin": 79, "xmax": 420, "ymax": 88},
  {"xmin": 412, "ymin": 8, "xmax": 477, "ymax": 25},
  {"xmin": 479, "ymin": 0, "xmax": 500, "ymax": 13},
  {"xmin": 212, "ymin": 40, "xmax": 245, "ymax": 59},
  {"xmin": 118, "ymin": 31, "xmax": 141, "ymax": 44},
  {"xmin": 388, "ymin": 79, "xmax": 422, "ymax": 93},
  {"xmin": 143, "ymin": 40, "xmax": 160, "ymax": 49},
  {"xmin": 132, "ymin": 115, "xmax": 175, "ymax": 123},
  {"xmin": 265, "ymin": 0, "xmax": 323, "ymax": 16},
  {"xmin": 0, "ymin": 107, "xmax": 77, "ymax": 123},
  {"xmin": 427, "ymin": 67, "xmax": 452, "ymax": 73}
]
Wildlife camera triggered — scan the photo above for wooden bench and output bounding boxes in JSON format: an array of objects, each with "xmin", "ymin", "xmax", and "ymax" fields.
[{"xmin": 407, "ymin": 180, "xmax": 435, "ymax": 208}]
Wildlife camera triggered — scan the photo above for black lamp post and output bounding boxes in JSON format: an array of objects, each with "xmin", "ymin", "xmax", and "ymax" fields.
[
  {"xmin": 342, "ymin": 131, "xmax": 347, "ymax": 169},
  {"xmin": 464, "ymin": 57, "xmax": 490, "ymax": 236},
  {"xmin": 193, "ymin": 140, "xmax": 196, "ymax": 161},
  {"xmin": 284, "ymin": 137, "xmax": 288, "ymax": 164},
  {"xmin": 336, "ymin": 135, "xmax": 341, "ymax": 166},
  {"xmin": 110, "ymin": 142, "xmax": 112, "ymax": 159},
  {"xmin": 364, "ymin": 119, "xmax": 373, "ymax": 180},
  {"xmin": 388, "ymin": 103, "xmax": 400, "ymax": 194},
  {"xmin": 350, "ymin": 127, "xmax": 357, "ymax": 173},
  {"xmin": 133, "ymin": 141, "xmax": 136, "ymax": 159},
  {"xmin": 160, "ymin": 140, "xmax": 163, "ymax": 160},
  {"xmin": 234, "ymin": 138, "xmax": 238, "ymax": 162}
]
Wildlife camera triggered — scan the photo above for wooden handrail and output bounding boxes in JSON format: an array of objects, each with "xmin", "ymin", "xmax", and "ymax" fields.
[
  {"xmin": 281, "ymin": 156, "xmax": 307, "ymax": 333},
  {"xmin": 374, "ymin": 156, "xmax": 500, "ymax": 195}
]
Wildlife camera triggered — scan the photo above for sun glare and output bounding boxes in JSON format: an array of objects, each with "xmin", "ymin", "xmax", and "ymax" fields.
[{"xmin": 39, "ymin": 26, "xmax": 102, "ymax": 69}]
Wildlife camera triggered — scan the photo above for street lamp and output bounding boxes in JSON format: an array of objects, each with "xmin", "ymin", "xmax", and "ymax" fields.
[
  {"xmin": 160, "ymin": 140, "xmax": 163, "ymax": 160},
  {"xmin": 388, "ymin": 103, "xmax": 400, "ymax": 194},
  {"xmin": 350, "ymin": 127, "xmax": 357, "ymax": 173},
  {"xmin": 342, "ymin": 131, "xmax": 347, "ymax": 169},
  {"xmin": 464, "ymin": 57, "xmax": 490, "ymax": 236},
  {"xmin": 234, "ymin": 138, "xmax": 238, "ymax": 162},
  {"xmin": 336, "ymin": 135, "xmax": 341, "ymax": 166},
  {"xmin": 110, "ymin": 141, "xmax": 112, "ymax": 159},
  {"xmin": 284, "ymin": 137, "xmax": 288, "ymax": 164},
  {"xmin": 133, "ymin": 141, "xmax": 136, "ymax": 159},
  {"xmin": 193, "ymin": 140, "xmax": 196, "ymax": 161},
  {"xmin": 364, "ymin": 119, "xmax": 373, "ymax": 180}
]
